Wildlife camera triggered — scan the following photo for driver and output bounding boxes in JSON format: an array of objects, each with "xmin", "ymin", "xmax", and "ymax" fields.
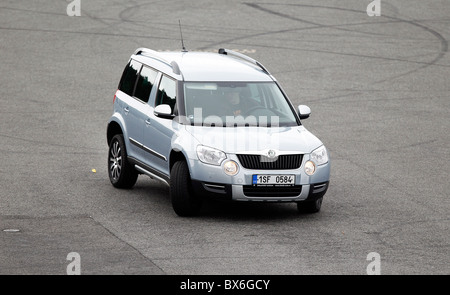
[{"xmin": 224, "ymin": 89, "xmax": 243, "ymax": 116}]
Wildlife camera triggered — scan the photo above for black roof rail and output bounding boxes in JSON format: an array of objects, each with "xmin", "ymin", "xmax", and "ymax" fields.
[
  {"xmin": 218, "ymin": 48, "xmax": 270, "ymax": 75},
  {"xmin": 133, "ymin": 48, "xmax": 181, "ymax": 75}
]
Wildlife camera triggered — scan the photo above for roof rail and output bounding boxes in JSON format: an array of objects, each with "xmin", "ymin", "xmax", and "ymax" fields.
[
  {"xmin": 133, "ymin": 48, "xmax": 181, "ymax": 75},
  {"xmin": 218, "ymin": 48, "xmax": 270, "ymax": 75}
]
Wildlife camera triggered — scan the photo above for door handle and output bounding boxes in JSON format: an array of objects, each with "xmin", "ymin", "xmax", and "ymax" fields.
[
  {"xmin": 145, "ymin": 119, "xmax": 151, "ymax": 126},
  {"xmin": 124, "ymin": 106, "xmax": 130, "ymax": 114}
]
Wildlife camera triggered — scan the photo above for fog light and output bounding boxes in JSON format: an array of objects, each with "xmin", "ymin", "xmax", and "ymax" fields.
[
  {"xmin": 305, "ymin": 160, "xmax": 316, "ymax": 176},
  {"xmin": 223, "ymin": 160, "xmax": 239, "ymax": 176}
]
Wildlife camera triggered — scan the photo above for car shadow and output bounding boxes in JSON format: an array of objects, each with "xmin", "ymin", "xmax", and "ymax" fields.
[{"xmin": 130, "ymin": 178, "xmax": 323, "ymax": 222}]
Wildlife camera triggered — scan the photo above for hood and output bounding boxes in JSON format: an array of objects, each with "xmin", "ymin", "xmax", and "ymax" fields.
[{"xmin": 184, "ymin": 125, "xmax": 322, "ymax": 154}]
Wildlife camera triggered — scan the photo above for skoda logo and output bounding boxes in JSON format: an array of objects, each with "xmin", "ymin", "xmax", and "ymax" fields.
[{"xmin": 267, "ymin": 150, "xmax": 276, "ymax": 158}]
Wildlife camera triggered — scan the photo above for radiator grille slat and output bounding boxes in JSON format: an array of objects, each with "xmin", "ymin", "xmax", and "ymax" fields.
[{"xmin": 237, "ymin": 154, "xmax": 303, "ymax": 170}]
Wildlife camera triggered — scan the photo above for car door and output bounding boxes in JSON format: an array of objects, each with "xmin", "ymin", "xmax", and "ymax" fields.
[
  {"xmin": 127, "ymin": 65, "xmax": 159, "ymax": 163},
  {"xmin": 142, "ymin": 74, "xmax": 178, "ymax": 177},
  {"xmin": 117, "ymin": 59, "xmax": 143, "ymax": 159}
]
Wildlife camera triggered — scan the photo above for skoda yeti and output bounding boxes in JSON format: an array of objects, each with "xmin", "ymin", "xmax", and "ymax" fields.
[{"xmin": 107, "ymin": 48, "xmax": 330, "ymax": 216}]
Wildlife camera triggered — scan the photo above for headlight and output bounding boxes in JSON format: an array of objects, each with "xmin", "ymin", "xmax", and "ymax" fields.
[
  {"xmin": 196, "ymin": 145, "xmax": 226, "ymax": 166},
  {"xmin": 305, "ymin": 161, "xmax": 316, "ymax": 176},
  {"xmin": 310, "ymin": 145, "xmax": 328, "ymax": 166},
  {"xmin": 223, "ymin": 160, "xmax": 239, "ymax": 176}
]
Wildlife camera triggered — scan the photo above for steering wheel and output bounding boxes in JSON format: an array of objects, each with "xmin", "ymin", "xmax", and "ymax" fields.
[{"xmin": 243, "ymin": 106, "xmax": 266, "ymax": 116}]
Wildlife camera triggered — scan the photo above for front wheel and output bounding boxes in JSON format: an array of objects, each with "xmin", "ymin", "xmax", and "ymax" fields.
[
  {"xmin": 108, "ymin": 134, "xmax": 138, "ymax": 189},
  {"xmin": 170, "ymin": 161, "xmax": 202, "ymax": 216},
  {"xmin": 297, "ymin": 197, "xmax": 323, "ymax": 214}
]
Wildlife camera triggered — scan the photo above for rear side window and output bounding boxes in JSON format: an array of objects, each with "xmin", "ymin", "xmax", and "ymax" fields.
[
  {"xmin": 155, "ymin": 76, "xmax": 177, "ymax": 113},
  {"xmin": 118, "ymin": 60, "xmax": 141, "ymax": 96},
  {"xmin": 134, "ymin": 66, "xmax": 158, "ymax": 103}
]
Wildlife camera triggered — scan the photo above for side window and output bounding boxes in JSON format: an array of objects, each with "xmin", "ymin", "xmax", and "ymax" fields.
[
  {"xmin": 134, "ymin": 66, "xmax": 158, "ymax": 103},
  {"xmin": 118, "ymin": 60, "xmax": 141, "ymax": 96},
  {"xmin": 155, "ymin": 76, "xmax": 177, "ymax": 113}
]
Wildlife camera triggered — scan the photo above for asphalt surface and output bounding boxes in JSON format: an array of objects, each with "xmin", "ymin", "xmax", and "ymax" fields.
[{"xmin": 0, "ymin": 0, "xmax": 449, "ymax": 275}]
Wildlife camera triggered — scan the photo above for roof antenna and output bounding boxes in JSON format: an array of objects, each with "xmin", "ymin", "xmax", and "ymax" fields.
[{"xmin": 178, "ymin": 20, "xmax": 187, "ymax": 52}]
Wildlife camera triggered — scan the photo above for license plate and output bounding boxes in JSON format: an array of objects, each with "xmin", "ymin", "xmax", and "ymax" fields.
[{"xmin": 252, "ymin": 175, "xmax": 295, "ymax": 186}]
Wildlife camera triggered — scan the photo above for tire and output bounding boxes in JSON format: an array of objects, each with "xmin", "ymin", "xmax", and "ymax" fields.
[
  {"xmin": 170, "ymin": 161, "xmax": 202, "ymax": 216},
  {"xmin": 297, "ymin": 197, "xmax": 323, "ymax": 214},
  {"xmin": 108, "ymin": 134, "xmax": 138, "ymax": 189}
]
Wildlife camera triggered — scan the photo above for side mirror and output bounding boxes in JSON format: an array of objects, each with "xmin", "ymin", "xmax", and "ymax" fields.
[
  {"xmin": 298, "ymin": 105, "xmax": 311, "ymax": 120},
  {"xmin": 154, "ymin": 104, "xmax": 174, "ymax": 119}
]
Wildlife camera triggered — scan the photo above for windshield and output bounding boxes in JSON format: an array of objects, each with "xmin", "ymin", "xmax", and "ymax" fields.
[{"xmin": 183, "ymin": 82, "xmax": 299, "ymax": 127}]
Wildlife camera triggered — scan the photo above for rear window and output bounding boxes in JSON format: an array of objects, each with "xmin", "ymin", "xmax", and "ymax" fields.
[{"xmin": 118, "ymin": 60, "xmax": 141, "ymax": 96}]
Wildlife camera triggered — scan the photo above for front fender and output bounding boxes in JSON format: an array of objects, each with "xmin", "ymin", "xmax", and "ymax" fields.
[{"xmin": 170, "ymin": 125, "xmax": 200, "ymax": 175}]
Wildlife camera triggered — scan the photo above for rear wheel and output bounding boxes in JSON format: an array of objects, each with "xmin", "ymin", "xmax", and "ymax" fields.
[
  {"xmin": 170, "ymin": 161, "xmax": 202, "ymax": 216},
  {"xmin": 297, "ymin": 197, "xmax": 323, "ymax": 214},
  {"xmin": 108, "ymin": 134, "xmax": 138, "ymax": 189}
]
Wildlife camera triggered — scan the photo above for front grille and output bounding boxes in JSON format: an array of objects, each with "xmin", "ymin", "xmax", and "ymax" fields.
[
  {"xmin": 237, "ymin": 154, "xmax": 303, "ymax": 170},
  {"xmin": 243, "ymin": 185, "xmax": 302, "ymax": 197}
]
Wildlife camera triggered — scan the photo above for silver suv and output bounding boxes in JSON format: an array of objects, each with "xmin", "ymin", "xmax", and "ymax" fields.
[{"xmin": 107, "ymin": 48, "xmax": 330, "ymax": 216}]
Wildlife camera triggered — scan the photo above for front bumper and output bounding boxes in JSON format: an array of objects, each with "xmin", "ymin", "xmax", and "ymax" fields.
[{"xmin": 189, "ymin": 154, "xmax": 330, "ymax": 202}]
